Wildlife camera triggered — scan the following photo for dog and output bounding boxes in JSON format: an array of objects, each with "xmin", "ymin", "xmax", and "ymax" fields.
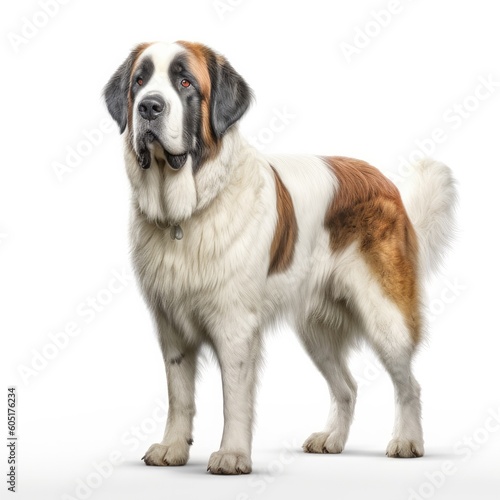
[{"xmin": 103, "ymin": 41, "xmax": 457, "ymax": 475}]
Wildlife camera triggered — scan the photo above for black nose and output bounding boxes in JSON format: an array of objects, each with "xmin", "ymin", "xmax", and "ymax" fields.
[{"xmin": 138, "ymin": 95, "xmax": 165, "ymax": 121}]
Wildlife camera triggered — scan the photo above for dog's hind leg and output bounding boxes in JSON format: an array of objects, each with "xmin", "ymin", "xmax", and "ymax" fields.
[
  {"xmin": 375, "ymin": 343, "xmax": 423, "ymax": 458},
  {"xmin": 335, "ymin": 244, "xmax": 424, "ymax": 458},
  {"xmin": 299, "ymin": 309, "xmax": 358, "ymax": 454},
  {"xmin": 362, "ymin": 313, "xmax": 424, "ymax": 457},
  {"xmin": 360, "ymin": 300, "xmax": 424, "ymax": 458}
]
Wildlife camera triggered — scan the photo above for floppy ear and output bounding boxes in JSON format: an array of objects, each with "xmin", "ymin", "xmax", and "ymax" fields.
[
  {"xmin": 209, "ymin": 56, "xmax": 252, "ymax": 139},
  {"xmin": 103, "ymin": 45, "xmax": 145, "ymax": 134}
]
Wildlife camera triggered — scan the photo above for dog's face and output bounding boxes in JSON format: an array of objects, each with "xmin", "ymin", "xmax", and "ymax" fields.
[
  {"xmin": 105, "ymin": 41, "xmax": 251, "ymax": 171},
  {"xmin": 104, "ymin": 41, "xmax": 251, "ymax": 222}
]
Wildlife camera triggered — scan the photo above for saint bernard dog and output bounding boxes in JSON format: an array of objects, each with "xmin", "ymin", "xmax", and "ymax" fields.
[{"xmin": 104, "ymin": 41, "xmax": 457, "ymax": 474}]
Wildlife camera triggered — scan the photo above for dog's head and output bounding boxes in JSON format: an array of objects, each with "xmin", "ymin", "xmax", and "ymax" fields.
[
  {"xmin": 104, "ymin": 41, "xmax": 252, "ymax": 223},
  {"xmin": 104, "ymin": 41, "xmax": 251, "ymax": 171}
]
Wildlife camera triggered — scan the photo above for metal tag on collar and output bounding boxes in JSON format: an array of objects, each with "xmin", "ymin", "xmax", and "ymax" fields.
[{"xmin": 170, "ymin": 224, "xmax": 183, "ymax": 241}]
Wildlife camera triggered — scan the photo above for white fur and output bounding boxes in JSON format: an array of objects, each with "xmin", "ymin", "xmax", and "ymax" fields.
[{"xmin": 402, "ymin": 158, "xmax": 458, "ymax": 277}]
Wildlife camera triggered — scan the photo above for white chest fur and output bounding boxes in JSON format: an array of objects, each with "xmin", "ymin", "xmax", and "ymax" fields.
[{"xmin": 129, "ymin": 154, "xmax": 276, "ymax": 341}]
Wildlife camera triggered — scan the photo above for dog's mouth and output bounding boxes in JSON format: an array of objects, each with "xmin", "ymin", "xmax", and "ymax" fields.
[{"xmin": 138, "ymin": 131, "xmax": 188, "ymax": 171}]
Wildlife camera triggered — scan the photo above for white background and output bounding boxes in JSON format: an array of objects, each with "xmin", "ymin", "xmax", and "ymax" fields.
[{"xmin": 1, "ymin": 1, "xmax": 499, "ymax": 499}]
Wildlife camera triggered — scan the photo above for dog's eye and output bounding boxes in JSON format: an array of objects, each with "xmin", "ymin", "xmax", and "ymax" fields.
[
  {"xmin": 136, "ymin": 77, "xmax": 144, "ymax": 86},
  {"xmin": 181, "ymin": 79, "xmax": 191, "ymax": 88}
]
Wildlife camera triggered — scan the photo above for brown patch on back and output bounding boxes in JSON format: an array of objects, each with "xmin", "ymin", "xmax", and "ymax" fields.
[
  {"xmin": 269, "ymin": 166, "xmax": 298, "ymax": 275},
  {"xmin": 323, "ymin": 156, "xmax": 421, "ymax": 342},
  {"xmin": 177, "ymin": 41, "xmax": 220, "ymax": 160}
]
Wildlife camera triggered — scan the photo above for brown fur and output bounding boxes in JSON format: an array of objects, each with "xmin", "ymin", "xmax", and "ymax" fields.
[
  {"xmin": 323, "ymin": 156, "xmax": 421, "ymax": 342},
  {"xmin": 177, "ymin": 41, "xmax": 220, "ymax": 160},
  {"xmin": 268, "ymin": 167, "xmax": 298, "ymax": 276}
]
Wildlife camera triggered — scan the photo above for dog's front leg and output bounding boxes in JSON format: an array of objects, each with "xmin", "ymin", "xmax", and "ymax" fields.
[
  {"xmin": 208, "ymin": 326, "xmax": 261, "ymax": 475},
  {"xmin": 143, "ymin": 311, "xmax": 199, "ymax": 466}
]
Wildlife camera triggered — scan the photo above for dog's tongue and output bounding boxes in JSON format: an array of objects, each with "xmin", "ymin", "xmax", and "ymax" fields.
[{"xmin": 166, "ymin": 152, "xmax": 188, "ymax": 170}]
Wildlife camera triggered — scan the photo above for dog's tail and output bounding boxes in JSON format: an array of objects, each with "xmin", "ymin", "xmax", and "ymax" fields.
[{"xmin": 402, "ymin": 158, "xmax": 458, "ymax": 278}]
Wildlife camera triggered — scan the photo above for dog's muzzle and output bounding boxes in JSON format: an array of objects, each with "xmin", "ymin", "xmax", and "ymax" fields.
[{"xmin": 138, "ymin": 131, "xmax": 188, "ymax": 171}]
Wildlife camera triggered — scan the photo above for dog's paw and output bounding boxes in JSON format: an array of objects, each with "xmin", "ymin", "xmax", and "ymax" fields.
[
  {"xmin": 207, "ymin": 450, "xmax": 252, "ymax": 475},
  {"xmin": 142, "ymin": 442, "xmax": 189, "ymax": 466},
  {"xmin": 303, "ymin": 431, "xmax": 345, "ymax": 454},
  {"xmin": 386, "ymin": 438, "xmax": 424, "ymax": 458}
]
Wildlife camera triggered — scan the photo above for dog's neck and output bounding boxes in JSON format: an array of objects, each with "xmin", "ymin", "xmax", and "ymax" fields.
[{"xmin": 193, "ymin": 126, "xmax": 241, "ymax": 212}]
